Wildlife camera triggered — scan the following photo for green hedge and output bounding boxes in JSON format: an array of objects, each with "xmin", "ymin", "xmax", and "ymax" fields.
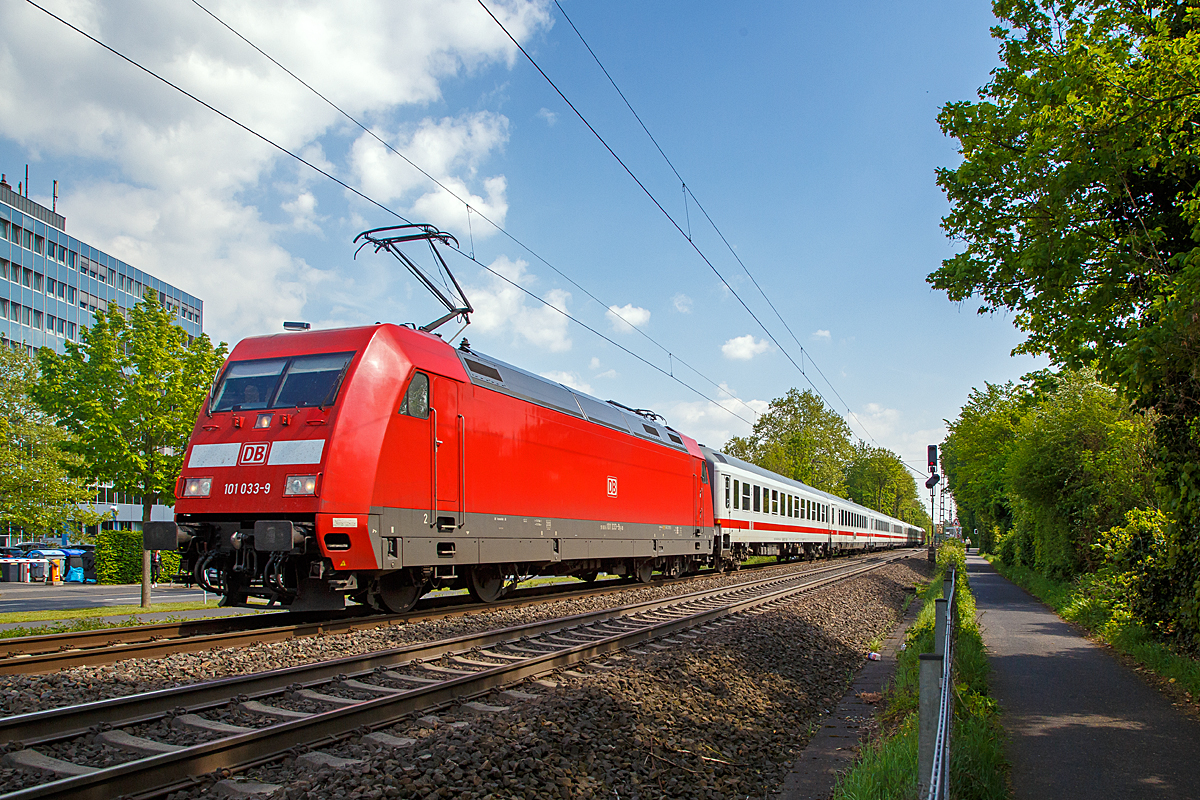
[{"xmin": 95, "ymin": 529, "xmax": 181, "ymax": 585}]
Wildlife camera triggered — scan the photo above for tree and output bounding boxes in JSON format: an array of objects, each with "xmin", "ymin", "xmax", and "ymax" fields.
[
  {"xmin": 0, "ymin": 345, "xmax": 102, "ymax": 541},
  {"xmin": 942, "ymin": 381, "xmax": 1025, "ymax": 552},
  {"xmin": 843, "ymin": 443, "xmax": 929, "ymax": 528},
  {"xmin": 724, "ymin": 388, "xmax": 854, "ymax": 494},
  {"xmin": 35, "ymin": 294, "xmax": 226, "ymax": 606},
  {"xmin": 930, "ymin": 0, "xmax": 1200, "ymax": 647},
  {"xmin": 1004, "ymin": 369, "xmax": 1157, "ymax": 578}
]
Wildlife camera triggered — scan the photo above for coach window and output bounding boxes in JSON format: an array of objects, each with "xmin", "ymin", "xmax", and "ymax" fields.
[
  {"xmin": 724, "ymin": 476, "xmax": 730, "ymax": 509},
  {"xmin": 753, "ymin": 485, "xmax": 761, "ymax": 513},
  {"xmin": 771, "ymin": 489, "xmax": 778, "ymax": 515},
  {"xmin": 741, "ymin": 481, "xmax": 751, "ymax": 510},
  {"xmin": 733, "ymin": 479, "xmax": 740, "ymax": 509},
  {"xmin": 399, "ymin": 372, "xmax": 430, "ymax": 419}
]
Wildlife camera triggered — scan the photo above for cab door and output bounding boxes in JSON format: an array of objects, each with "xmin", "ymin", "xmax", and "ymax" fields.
[{"xmin": 432, "ymin": 376, "xmax": 462, "ymax": 529}]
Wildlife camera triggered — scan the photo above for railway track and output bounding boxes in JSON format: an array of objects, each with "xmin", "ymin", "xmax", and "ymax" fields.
[
  {"xmin": 0, "ymin": 549, "xmax": 910, "ymax": 800},
  {"xmin": 0, "ymin": 558, "xmax": 823, "ymax": 675}
]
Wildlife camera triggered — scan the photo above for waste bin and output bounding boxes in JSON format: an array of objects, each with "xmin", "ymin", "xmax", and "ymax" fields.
[
  {"xmin": 81, "ymin": 550, "xmax": 97, "ymax": 582},
  {"xmin": 0, "ymin": 562, "xmax": 16, "ymax": 582}
]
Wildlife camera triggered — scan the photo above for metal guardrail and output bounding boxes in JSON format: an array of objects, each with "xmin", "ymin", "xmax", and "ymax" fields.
[{"xmin": 919, "ymin": 567, "xmax": 956, "ymax": 800}]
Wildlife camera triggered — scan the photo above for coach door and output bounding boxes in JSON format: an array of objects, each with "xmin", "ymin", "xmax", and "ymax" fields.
[{"xmin": 431, "ymin": 376, "xmax": 463, "ymax": 530}]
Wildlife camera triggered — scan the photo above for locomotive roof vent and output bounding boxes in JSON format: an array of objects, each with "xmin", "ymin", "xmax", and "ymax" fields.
[{"xmin": 283, "ymin": 321, "xmax": 311, "ymax": 331}]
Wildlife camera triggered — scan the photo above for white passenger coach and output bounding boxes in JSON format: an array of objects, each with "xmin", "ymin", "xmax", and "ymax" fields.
[{"xmin": 702, "ymin": 447, "xmax": 923, "ymax": 562}]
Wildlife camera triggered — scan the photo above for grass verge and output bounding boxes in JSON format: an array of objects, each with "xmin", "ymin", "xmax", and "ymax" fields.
[
  {"xmin": 0, "ymin": 598, "xmax": 229, "ymax": 631},
  {"xmin": 987, "ymin": 556, "xmax": 1200, "ymax": 703},
  {"xmin": 832, "ymin": 541, "xmax": 1008, "ymax": 800}
]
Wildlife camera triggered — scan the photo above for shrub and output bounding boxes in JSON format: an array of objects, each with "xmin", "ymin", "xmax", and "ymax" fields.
[{"xmin": 95, "ymin": 529, "xmax": 180, "ymax": 585}]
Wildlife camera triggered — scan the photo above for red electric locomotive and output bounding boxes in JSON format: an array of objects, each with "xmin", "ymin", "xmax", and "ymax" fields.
[{"xmin": 145, "ymin": 322, "xmax": 716, "ymax": 612}]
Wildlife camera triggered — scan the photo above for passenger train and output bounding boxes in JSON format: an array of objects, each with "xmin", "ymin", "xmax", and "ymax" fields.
[{"xmin": 145, "ymin": 323, "xmax": 923, "ymax": 613}]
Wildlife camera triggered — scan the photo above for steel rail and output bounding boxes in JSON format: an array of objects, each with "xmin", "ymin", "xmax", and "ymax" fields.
[
  {"xmin": 2, "ymin": 551, "xmax": 910, "ymax": 800},
  {"xmin": 0, "ymin": 557, "xmax": 834, "ymax": 674},
  {"xmin": 0, "ymin": 554, "xmax": 884, "ymax": 745}
]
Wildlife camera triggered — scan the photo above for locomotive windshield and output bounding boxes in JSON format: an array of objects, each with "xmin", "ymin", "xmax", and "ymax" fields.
[{"xmin": 211, "ymin": 352, "xmax": 355, "ymax": 412}]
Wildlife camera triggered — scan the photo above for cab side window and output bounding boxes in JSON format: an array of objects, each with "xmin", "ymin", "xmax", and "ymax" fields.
[{"xmin": 399, "ymin": 372, "xmax": 430, "ymax": 419}]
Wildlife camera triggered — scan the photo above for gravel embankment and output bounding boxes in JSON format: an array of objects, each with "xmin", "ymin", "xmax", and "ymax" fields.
[
  {"xmin": 0, "ymin": 559, "xmax": 865, "ymax": 717},
  {"xmin": 207, "ymin": 556, "xmax": 932, "ymax": 800}
]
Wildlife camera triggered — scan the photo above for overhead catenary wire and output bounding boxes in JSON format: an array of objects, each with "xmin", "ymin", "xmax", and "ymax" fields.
[
  {"xmin": 187, "ymin": 0, "xmax": 763, "ymax": 426},
  {"xmin": 522, "ymin": 0, "xmax": 927, "ymax": 476},
  {"xmin": 476, "ymin": 4, "xmax": 857, "ymax": 433},
  {"xmin": 22, "ymin": 0, "xmax": 757, "ymax": 429}
]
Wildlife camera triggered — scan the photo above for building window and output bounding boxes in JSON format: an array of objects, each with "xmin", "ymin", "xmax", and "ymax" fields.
[
  {"xmin": 33, "ymin": 273, "xmax": 42, "ymax": 292},
  {"xmin": 68, "ymin": 287, "xmax": 75, "ymax": 304},
  {"xmin": 33, "ymin": 235, "xmax": 43, "ymax": 255},
  {"xmin": 33, "ymin": 311, "xmax": 42, "ymax": 329},
  {"xmin": 21, "ymin": 306, "xmax": 29, "ymax": 327},
  {"xmin": 68, "ymin": 322, "xmax": 75, "ymax": 340},
  {"xmin": 68, "ymin": 251, "xmax": 76, "ymax": 269},
  {"xmin": 21, "ymin": 269, "xmax": 30, "ymax": 288}
]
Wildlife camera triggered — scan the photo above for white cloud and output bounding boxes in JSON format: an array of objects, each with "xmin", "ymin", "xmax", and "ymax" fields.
[
  {"xmin": 349, "ymin": 111, "xmax": 511, "ymax": 235},
  {"xmin": 595, "ymin": 368, "xmax": 618, "ymax": 379},
  {"xmin": 845, "ymin": 403, "xmax": 947, "ymax": 480},
  {"xmin": 0, "ymin": 0, "xmax": 552, "ymax": 342},
  {"xmin": 812, "ymin": 329, "xmax": 831, "ymax": 341},
  {"xmin": 846, "ymin": 403, "xmax": 900, "ymax": 439},
  {"xmin": 672, "ymin": 293, "xmax": 692, "ymax": 313},
  {"xmin": 606, "ymin": 303, "xmax": 651, "ymax": 333},
  {"xmin": 721, "ymin": 334, "xmax": 770, "ymax": 360},
  {"xmin": 663, "ymin": 383, "xmax": 768, "ymax": 448},
  {"xmin": 588, "ymin": 357, "xmax": 601, "ymax": 370},
  {"xmin": 281, "ymin": 191, "xmax": 320, "ymax": 233},
  {"xmin": 541, "ymin": 370, "xmax": 591, "ymax": 394},
  {"xmin": 536, "ymin": 107, "xmax": 558, "ymax": 125},
  {"xmin": 465, "ymin": 255, "xmax": 571, "ymax": 352}
]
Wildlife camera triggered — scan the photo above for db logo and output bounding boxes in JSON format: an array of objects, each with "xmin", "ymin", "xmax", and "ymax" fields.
[
  {"xmin": 239, "ymin": 442, "xmax": 270, "ymax": 465},
  {"xmin": 607, "ymin": 476, "xmax": 618, "ymax": 498}
]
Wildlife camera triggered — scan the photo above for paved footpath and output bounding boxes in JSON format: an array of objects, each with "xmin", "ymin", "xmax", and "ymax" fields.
[{"xmin": 969, "ymin": 553, "xmax": 1200, "ymax": 799}]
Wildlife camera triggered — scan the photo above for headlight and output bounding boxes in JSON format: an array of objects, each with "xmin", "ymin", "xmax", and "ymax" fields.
[
  {"xmin": 284, "ymin": 475, "xmax": 318, "ymax": 496},
  {"xmin": 183, "ymin": 477, "xmax": 212, "ymax": 497}
]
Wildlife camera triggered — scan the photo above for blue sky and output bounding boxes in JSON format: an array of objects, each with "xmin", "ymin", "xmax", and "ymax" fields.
[{"xmin": 0, "ymin": 0, "xmax": 1046, "ymax": 491}]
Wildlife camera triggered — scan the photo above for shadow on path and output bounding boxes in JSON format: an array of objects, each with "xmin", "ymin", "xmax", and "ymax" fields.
[{"xmin": 969, "ymin": 554, "xmax": 1200, "ymax": 799}]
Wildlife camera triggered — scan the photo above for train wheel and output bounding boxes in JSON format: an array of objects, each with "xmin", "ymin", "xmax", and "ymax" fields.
[
  {"xmin": 577, "ymin": 571, "xmax": 599, "ymax": 584},
  {"xmin": 379, "ymin": 571, "xmax": 422, "ymax": 614},
  {"xmin": 468, "ymin": 564, "xmax": 506, "ymax": 603},
  {"xmin": 635, "ymin": 560, "xmax": 654, "ymax": 584}
]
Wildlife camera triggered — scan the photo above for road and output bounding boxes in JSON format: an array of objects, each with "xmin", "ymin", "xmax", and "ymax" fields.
[{"xmin": 0, "ymin": 583, "xmax": 214, "ymax": 613}]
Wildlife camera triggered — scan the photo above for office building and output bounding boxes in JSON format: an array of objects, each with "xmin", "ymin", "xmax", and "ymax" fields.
[
  {"xmin": 0, "ymin": 175, "xmax": 203, "ymax": 354},
  {"xmin": 0, "ymin": 173, "xmax": 204, "ymax": 538}
]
